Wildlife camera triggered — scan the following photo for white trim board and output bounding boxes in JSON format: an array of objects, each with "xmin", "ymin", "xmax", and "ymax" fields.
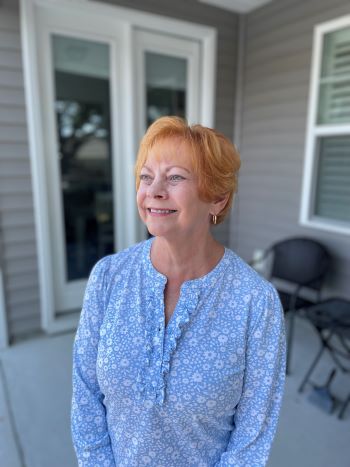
[{"xmin": 20, "ymin": 0, "xmax": 217, "ymax": 334}]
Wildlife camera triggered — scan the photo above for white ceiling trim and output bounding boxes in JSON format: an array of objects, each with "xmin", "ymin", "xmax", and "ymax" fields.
[{"xmin": 198, "ymin": 0, "xmax": 274, "ymax": 14}]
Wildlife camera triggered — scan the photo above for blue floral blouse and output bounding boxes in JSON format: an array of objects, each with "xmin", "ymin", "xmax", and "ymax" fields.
[{"xmin": 71, "ymin": 238, "xmax": 286, "ymax": 466}]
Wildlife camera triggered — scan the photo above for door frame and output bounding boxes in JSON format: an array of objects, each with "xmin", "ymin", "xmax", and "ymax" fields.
[{"xmin": 20, "ymin": 0, "xmax": 217, "ymax": 333}]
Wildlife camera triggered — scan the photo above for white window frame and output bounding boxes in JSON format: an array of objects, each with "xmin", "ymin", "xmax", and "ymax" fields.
[
  {"xmin": 300, "ymin": 14, "xmax": 350, "ymax": 236},
  {"xmin": 20, "ymin": 0, "xmax": 217, "ymax": 334}
]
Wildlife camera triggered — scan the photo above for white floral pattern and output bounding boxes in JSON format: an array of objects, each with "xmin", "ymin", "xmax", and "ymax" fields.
[{"xmin": 71, "ymin": 238, "xmax": 286, "ymax": 466}]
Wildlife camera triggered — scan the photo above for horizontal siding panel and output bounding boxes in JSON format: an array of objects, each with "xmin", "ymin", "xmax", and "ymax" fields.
[
  {"xmin": 238, "ymin": 196, "xmax": 300, "ymax": 214},
  {"xmin": 9, "ymin": 300, "xmax": 40, "ymax": 322},
  {"xmin": 238, "ymin": 209, "xmax": 300, "ymax": 227},
  {"xmin": 239, "ymin": 179, "xmax": 300, "ymax": 197},
  {"xmin": 2, "ymin": 225, "xmax": 36, "ymax": 245},
  {"xmin": 1, "ymin": 209, "xmax": 35, "ymax": 228},
  {"xmin": 2, "ymin": 0, "xmax": 19, "ymax": 10},
  {"xmin": 243, "ymin": 103, "xmax": 306, "ymax": 122},
  {"xmin": 9, "ymin": 314, "xmax": 41, "ymax": 341},
  {"xmin": 243, "ymin": 84, "xmax": 308, "ymax": 108},
  {"xmin": 3, "ymin": 243, "xmax": 37, "ymax": 261},
  {"xmin": 0, "ymin": 10, "xmax": 19, "ymax": 31},
  {"xmin": 240, "ymin": 142, "xmax": 305, "ymax": 153},
  {"xmin": 0, "ymin": 106, "xmax": 27, "ymax": 125},
  {"xmin": 240, "ymin": 117, "xmax": 306, "ymax": 133},
  {"xmin": 0, "ymin": 124, "xmax": 28, "ymax": 142},
  {"xmin": 245, "ymin": 35, "xmax": 310, "ymax": 66},
  {"xmin": 0, "ymin": 68, "xmax": 23, "ymax": 87},
  {"xmin": 0, "ymin": 178, "xmax": 32, "ymax": 194},
  {"xmin": 6, "ymin": 272, "xmax": 39, "ymax": 293},
  {"xmin": 244, "ymin": 70, "xmax": 309, "ymax": 91},
  {"xmin": 249, "ymin": 0, "xmax": 312, "ymax": 21},
  {"xmin": 0, "ymin": 87, "xmax": 26, "ymax": 106},
  {"xmin": 0, "ymin": 158, "xmax": 31, "ymax": 176},
  {"xmin": 113, "ymin": 0, "xmax": 238, "ymax": 28},
  {"xmin": 0, "ymin": 49, "xmax": 22, "ymax": 68},
  {"xmin": 247, "ymin": 2, "xmax": 350, "ymax": 49},
  {"xmin": 241, "ymin": 160, "xmax": 303, "ymax": 174},
  {"xmin": 243, "ymin": 80, "xmax": 308, "ymax": 100},
  {"xmin": 244, "ymin": 50, "xmax": 311, "ymax": 77},
  {"xmin": 0, "ymin": 30, "xmax": 21, "ymax": 50},
  {"xmin": 7, "ymin": 288, "xmax": 40, "ymax": 307},
  {"xmin": 0, "ymin": 193, "xmax": 33, "ymax": 211},
  {"xmin": 241, "ymin": 132, "xmax": 305, "ymax": 146},
  {"xmin": 0, "ymin": 142, "xmax": 29, "ymax": 159},
  {"xmin": 248, "ymin": 0, "xmax": 349, "ymax": 35},
  {"xmin": 244, "ymin": 68, "xmax": 309, "ymax": 92},
  {"xmin": 5, "ymin": 256, "xmax": 38, "ymax": 276}
]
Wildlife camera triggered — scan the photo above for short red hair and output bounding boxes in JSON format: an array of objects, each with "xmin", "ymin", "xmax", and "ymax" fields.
[{"xmin": 135, "ymin": 116, "xmax": 241, "ymax": 224}]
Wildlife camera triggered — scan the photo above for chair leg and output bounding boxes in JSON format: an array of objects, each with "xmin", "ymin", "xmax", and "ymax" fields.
[
  {"xmin": 286, "ymin": 311, "xmax": 295, "ymax": 375},
  {"xmin": 298, "ymin": 345, "xmax": 325, "ymax": 393}
]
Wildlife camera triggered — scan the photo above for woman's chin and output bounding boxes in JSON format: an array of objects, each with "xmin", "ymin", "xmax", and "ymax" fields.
[{"xmin": 145, "ymin": 220, "xmax": 178, "ymax": 239}]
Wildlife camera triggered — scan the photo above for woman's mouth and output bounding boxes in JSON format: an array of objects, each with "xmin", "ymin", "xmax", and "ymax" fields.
[{"xmin": 147, "ymin": 208, "xmax": 177, "ymax": 215}]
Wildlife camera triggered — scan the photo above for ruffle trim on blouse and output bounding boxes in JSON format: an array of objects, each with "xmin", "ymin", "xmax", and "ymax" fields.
[
  {"xmin": 161, "ymin": 284, "xmax": 200, "ymax": 378},
  {"xmin": 135, "ymin": 238, "xmax": 231, "ymax": 405}
]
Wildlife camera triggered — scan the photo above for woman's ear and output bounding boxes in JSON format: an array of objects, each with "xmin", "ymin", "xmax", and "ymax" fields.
[{"xmin": 212, "ymin": 193, "xmax": 230, "ymax": 215}]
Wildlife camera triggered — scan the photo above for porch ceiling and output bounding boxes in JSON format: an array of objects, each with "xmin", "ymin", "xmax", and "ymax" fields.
[{"xmin": 198, "ymin": 0, "xmax": 274, "ymax": 13}]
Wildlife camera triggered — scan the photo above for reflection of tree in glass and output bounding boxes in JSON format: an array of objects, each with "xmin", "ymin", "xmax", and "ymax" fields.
[{"xmin": 55, "ymin": 100, "xmax": 108, "ymax": 178}]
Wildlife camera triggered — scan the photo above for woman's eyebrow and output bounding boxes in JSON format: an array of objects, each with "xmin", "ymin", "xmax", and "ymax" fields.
[
  {"xmin": 142, "ymin": 165, "xmax": 191, "ymax": 173},
  {"xmin": 166, "ymin": 166, "xmax": 190, "ymax": 173},
  {"xmin": 141, "ymin": 165, "xmax": 152, "ymax": 172}
]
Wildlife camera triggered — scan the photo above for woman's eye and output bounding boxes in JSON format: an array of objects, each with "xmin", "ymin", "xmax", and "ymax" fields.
[
  {"xmin": 169, "ymin": 175, "xmax": 185, "ymax": 182},
  {"xmin": 140, "ymin": 174, "xmax": 152, "ymax": 182}
]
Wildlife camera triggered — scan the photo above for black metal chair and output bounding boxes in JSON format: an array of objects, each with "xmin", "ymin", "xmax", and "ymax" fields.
[
  {"xmin": 298, "ymin": 298, "xmax": 350, "ymax": 419},
  {"xmin": 250, "ymin": 237, "xmax": 331, "ymax": 374}
]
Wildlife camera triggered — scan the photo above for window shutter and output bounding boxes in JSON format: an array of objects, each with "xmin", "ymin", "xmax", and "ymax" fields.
[
  {"xmin": 318, "ymin": 26, "xmax": 350, "ymax": 124},
  {"xmin": 315, "ymin": 136, "xmax": 350, "ymax": 222}
]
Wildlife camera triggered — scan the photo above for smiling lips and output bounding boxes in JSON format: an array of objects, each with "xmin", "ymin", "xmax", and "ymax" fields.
[{"xmin": 147, "ymin": 208, "xmax": 177, "ymax": 216}]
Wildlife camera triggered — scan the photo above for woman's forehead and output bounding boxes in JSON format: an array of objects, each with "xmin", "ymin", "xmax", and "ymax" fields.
[{"xmin": 145, "ymin": 137, "xmax": 194, "ymax": 167}]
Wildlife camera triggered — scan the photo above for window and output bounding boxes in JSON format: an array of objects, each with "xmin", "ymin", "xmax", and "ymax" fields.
[{"xmin": 301, "ymin": 15, "xmax": 350, "ymax": 235}]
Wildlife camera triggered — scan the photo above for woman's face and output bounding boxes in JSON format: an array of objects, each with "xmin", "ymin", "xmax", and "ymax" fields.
[{"xmin": 137, "ymin": 138, "xmax": 214, "ymax": 240}]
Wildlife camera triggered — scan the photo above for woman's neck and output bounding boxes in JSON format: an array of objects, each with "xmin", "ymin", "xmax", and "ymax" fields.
[{"xmin": 150, "ymin": 234, "xmax": 225, "ymax": 284}]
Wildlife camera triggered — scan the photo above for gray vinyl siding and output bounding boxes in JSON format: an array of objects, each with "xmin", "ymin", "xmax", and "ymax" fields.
[
  {"xmin": 233, "ymin": 0, "xmax": 350, "ymax": 298},
  {"xmin": 0, "ymin": 0, "xmax": 41, "ymax": 341},
  {"xmin": 96, "ymin": 0, "xmax": 239, "ymax": 245}
]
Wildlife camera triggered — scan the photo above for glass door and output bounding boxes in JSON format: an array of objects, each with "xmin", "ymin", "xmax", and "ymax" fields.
[
  {"xmin": 49, "ymin": 34, "xmax": 116, "ymax": 312},
  {"xmin": 134, "ymin": 29, "xmax": 201, "ymax": 139},
  {"xmin": 53, "ymin": 35, "xmax": 114, "ymax": 282},
  {"xmin": 35, "ymin": 3, "xmax": 124, "ymax": 314}
]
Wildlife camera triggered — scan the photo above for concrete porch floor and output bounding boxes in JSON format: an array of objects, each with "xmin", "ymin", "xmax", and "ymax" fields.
[{"xmin": 0, "ymin": 316, "xmax": 349, "ymax": 467}]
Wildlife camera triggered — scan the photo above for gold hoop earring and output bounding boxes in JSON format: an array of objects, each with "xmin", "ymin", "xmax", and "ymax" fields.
[{"xmin": 212, "ymin": 214, "xmax": 217, "ymax": 225}]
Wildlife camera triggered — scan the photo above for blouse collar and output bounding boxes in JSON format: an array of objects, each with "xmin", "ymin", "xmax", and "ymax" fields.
[{"xmin": 142, "ymin": 237, "xmax": 230, "ymax": 293}]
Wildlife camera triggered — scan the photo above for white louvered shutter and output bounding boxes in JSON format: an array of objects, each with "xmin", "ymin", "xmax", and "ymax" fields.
[{"xmin": 314, "ymin": 26, "xmax": 350, "ymax": 224}]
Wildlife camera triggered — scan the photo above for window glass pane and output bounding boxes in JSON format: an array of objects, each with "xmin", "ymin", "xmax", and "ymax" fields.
[
  {"xmin": 317, "ymin": 26, "xmax": 350, "ymax": 124},
  {"xmin": 314, "ymin": 136, "xmax": 350, "ymax": 223},
  {"xmin": 52, "ymin": 35, "xmax": 114, "ymax": 281},
  {"xmin": 145, "ymin": 52, "xmax": 187, "ymax": 126}
]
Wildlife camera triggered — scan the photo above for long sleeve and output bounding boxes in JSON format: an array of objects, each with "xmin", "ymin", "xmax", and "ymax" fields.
[
  {"xmin": 71, "ymin": 257, "xmax": 116, "ymax": 467},
  {"xmin": 216, "ymin": 285, "xmax": 286, "ymax": 467}
]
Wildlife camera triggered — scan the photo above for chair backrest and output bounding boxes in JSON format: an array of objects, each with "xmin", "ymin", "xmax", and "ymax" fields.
[{"xmin": 269, "ymin": 237, "xmax": 330, "ymax": 291}]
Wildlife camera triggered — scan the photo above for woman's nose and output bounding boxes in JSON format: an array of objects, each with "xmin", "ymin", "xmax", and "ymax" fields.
[{"xmin": 148, "ymin": 178, "xmax": 168, "ymax": 198}]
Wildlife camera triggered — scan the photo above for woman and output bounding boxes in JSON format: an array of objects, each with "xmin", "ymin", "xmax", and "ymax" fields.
[{"xmin": 71, "ymin": 117, "xmax": 286, "ymax": 466}]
